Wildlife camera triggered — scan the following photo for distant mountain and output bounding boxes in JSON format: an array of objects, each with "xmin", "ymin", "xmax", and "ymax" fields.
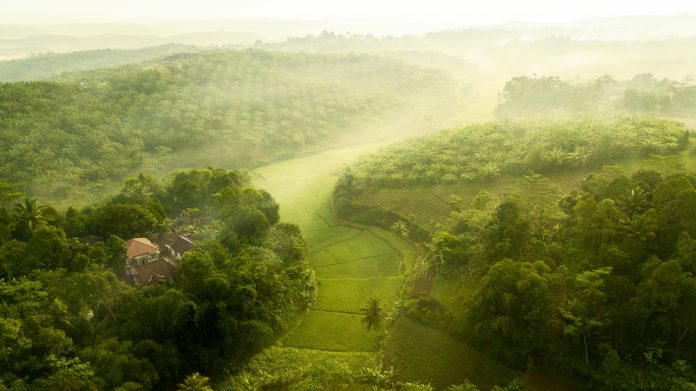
[{"xmin": 0, "ymin": 31, "xmax": 263, "ymax": 60}]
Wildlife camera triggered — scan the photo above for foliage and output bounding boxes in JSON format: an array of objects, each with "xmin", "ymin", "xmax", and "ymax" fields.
[
  {"xmin": 176, "ymin": 373, "xmax": 213, "ymax": 391},
  {"xmin": 221, "ymin": 346, "xmax": 380, "ymax": 390},
  {"xmin": 345, "ymin": 117, "xmax": 688, "ymax": 188},
  {"xmin": 425, "ymin": 170, "xmax": 696, "ymax": 388},
  {"xmin": 360, "ymin": 297, "xmax": 385, "ymax": 331},
  {"xmin": 0, "ymin": 44, "xmax": 197, "ymax": 82},
  {"xmin": 494, "ymin": 73, "xmax": 696, "ymax": 118},
  {"xmin": 0, "ymin": 49, "xmax": 453, "ymax": 203},
  {"xmin": 0, "ymin": 169, "xmax": 316, "ymax": 389}
]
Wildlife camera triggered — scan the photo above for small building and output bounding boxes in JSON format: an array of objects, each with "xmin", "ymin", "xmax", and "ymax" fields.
[
  {"xmin": 124, "ymin": 256, "xmax": 180, "ymax": 286},
  {"xmin": 122, "ymin": 237, "xmax": 181, "ymax": 286},
  {"xmin": 155, "ymin": 233, "xmax": 197, "ymax": 260},
  {"xmin": 125, "ymin": 237, "xmax": 160, "ymax": 266}
]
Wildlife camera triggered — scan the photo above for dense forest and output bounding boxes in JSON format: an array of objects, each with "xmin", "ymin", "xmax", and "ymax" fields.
[
  {"xmin": 344, "ymin": 117, "xmax": 689, "ymax": 187},
  {"xmin": 494, "ymin": 74, "xmax": 696, "ymax": 118},
  {"xmin": 0, "ymin": 168, "xmax": 316, "ymax": 389},
  {"xmin": 0, "ymin": 48, "xmax": 455, "ymax": 204},
  {"xmin": 421, "ymin": 169, "xmax": 696, "ymax": 389}
]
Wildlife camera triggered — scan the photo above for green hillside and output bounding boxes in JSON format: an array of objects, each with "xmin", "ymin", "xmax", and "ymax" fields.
[
  {"xmin": 0, "ymin": 44, "xmax": 196, "ymax": 81},
  {"xmin": 0, "ymin": 48, "xmax": 456, "ymax": 206}
]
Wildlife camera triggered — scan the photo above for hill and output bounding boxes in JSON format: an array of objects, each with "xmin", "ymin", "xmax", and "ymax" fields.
[
  {"xmin": 332, "ymin": 116, "xmax": 696, "ymax": 389},
  {"xmin": 0, "ymin": 44, "xmax": 197, "ymax": 81},
  {"xmin": 0, "ymin": 48, "xmax": 457, "ymax": 206}
]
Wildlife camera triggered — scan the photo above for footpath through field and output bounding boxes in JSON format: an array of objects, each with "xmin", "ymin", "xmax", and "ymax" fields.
[{"xmin": 253, "ymin": 141, "xmax": 416, "ymax": 352}]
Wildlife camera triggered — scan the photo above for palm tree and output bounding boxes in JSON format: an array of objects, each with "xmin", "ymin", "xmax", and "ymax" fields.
[
  {"xmin": 122, "ymin": 177, "xmax": 153, "ymax": 204},
  {"xmin": 391, "ymin": 221, "xmax": 409, "ymax": 239},
  {"xmin": 14, "ymin": 197, "xmax": 51, "ymax": 232},
  {"xmin": 618, "ymin": 186, "xmax": 649, "ymax": 220},
  {"xmin": 360, "ymin": 297, "xmax": 385, "ymax": 331},
  {"xmin": 177, "ymin": 372, "xmax": 213, "ymax": 391},
  {"xmin": 0, "ymin": 180, "xmax": 22, "ymax": 204}
]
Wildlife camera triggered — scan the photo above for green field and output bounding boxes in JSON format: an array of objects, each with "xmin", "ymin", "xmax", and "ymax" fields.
[
  {"xmin": 253, "ymin": 141, "xmax": 415, "ymax": 352},
  {"xmin": 250, "ymin": 140, "xmax": 610, "ymax": 389},
  {"xmin": 315, "ymin": 277, "xmax": 405, "ymax": 313}
]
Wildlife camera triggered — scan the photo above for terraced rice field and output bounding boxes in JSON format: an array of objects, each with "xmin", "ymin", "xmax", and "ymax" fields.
[{"xmin": 253, "ymin": 141, "xmax": 416, "ymax": 353}]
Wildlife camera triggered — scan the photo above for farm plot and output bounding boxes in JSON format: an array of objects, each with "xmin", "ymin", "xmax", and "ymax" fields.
[
  {"xmin": 282, "ymin": 310, "xmax": 378, "ymax": 352},
  {"xmin": 253, "ymin": 141, "xmax": 417, "ymax": 352}
]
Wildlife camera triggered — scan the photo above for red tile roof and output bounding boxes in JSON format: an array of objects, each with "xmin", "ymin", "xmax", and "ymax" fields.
[{"xmin": 126, "ymin": 237, "xmax": 159, "ymax": 259}]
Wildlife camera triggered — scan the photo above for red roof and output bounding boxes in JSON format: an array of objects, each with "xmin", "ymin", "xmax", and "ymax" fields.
[{"xmin": 125, "ymin": 237, "xmax": 159, "ymax": 259}]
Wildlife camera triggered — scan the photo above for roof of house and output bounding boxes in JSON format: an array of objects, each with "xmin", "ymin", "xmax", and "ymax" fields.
[
  {"xmin": 125, "ymin": 237, "xmax": 159, "ymax": 259},
  {"xmin": 170, "ymin": 235, "xmax": 196, "ymax": 255},
  {"xmin": 155, "ymin": 233, "xmax": 197, "ymax": 255},
  {"xmin": 123, "ymin": 257, "xmax": 180, "ymax": 285}
]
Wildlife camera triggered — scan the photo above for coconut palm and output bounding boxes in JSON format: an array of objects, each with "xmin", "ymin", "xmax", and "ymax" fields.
[
  {"xmin": 13, "ymin": 197, "xmax": 52, "ymax": 232},
  {"xmin": 360, "ymin": 297, "xmax": 385, "ymax": 331},
  {"xmin": 177, "ymin": 373, "xmax": 213, "ymax": 391}
]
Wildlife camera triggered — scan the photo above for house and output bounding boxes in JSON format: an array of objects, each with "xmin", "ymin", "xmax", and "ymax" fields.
[
  {"xmin": 125, "ymin": 237, "xmax": 160, "ymax": 266},
  {"xmin": 155, "ymin": 233, "xmax": 197, "ymax": 260},
  {"xmin": 122, "ymin": 237, "xmax": 181, "ymax": 286}
]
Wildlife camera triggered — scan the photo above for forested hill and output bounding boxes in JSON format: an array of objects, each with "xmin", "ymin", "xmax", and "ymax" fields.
[
  {"xmin": 346, "ymin": 117, "xmax": 689, "ymax": 187},
  {"xmin": 0, "ymin": 44, "xmax": 196, "ymax": 82},
  {"xmin": 494, "ymin": 74, "xmax": 696, "ymax": 119},
  {"xmin": 0, "ymin": 48, "xmax": 455, "ymax": 204}
]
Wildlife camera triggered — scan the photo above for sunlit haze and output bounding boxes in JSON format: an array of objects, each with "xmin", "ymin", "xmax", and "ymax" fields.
[{"xmin": 4, "ymin": 0, "xmax": 696, "ymax": 26}]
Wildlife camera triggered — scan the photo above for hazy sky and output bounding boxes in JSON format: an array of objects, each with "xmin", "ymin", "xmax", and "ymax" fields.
[{"xmin": 4, "ymin": 0, "xmax": 696, "ymax": 25}]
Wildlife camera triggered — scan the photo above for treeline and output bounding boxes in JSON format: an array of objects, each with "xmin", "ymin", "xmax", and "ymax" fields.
[
  {"xmin": 0, "ymin": 168, "xmax": 316, "ymax": 390},
  {"xmin": 0, "ymin": 44, "xmax": 196, "ymax": 82},
  {"xmin": 495, "ymin": 74, "xmax": 696, "ymax": 118},
  {"xmin": 346, "ymin": 117, "xmax": 688, "ymax": 187},
  {"xmin": 417, "ymin": 169, "xmax": 696, "ymax": 389},
  {"xmin": 0, "ymin": 49, "xmax": 453, "ymax": 201}
]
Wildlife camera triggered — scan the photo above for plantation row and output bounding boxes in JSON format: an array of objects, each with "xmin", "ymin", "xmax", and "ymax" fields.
[
  {"xmin": 494, "ymin": 74, "xmax": 696, "ymax": 118},
  {"xmin": 349, "ymin": 117, "xmax": 688, "ymax": 188},
  {"xmin": 0, "ymin": 49, "xmax": 454, "ymax": 201}
]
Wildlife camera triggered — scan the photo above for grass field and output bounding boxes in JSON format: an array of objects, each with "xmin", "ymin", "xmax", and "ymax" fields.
[
  {"xmin": 281, "ymin": 310, "xmax": 379, "ymax": 351},
  {"xmin": 253, "ymin": 141, "xmax": 416, "ymax": 352},
  {"xmin": 385, "ymin": 316, "xmax": 516, "ymax": 390},
  {"xmin": 314, "ymin": 277, "xmax": 405, "ymax": 313}
]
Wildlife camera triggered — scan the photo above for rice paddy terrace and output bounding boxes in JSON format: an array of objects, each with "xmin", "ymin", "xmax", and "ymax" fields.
[{"xmin": 253, "ymin": 141, "xmax": 416, "ymax": 352}]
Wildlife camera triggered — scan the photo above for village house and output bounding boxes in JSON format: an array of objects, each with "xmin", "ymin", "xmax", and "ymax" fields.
[
  {"xmin": 155, "ymin": 233, "xmax": 197, "ymax": 260},
  {"xmin": 122, "ymin": 237, "xmax": 190, "ymax": 286}
]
